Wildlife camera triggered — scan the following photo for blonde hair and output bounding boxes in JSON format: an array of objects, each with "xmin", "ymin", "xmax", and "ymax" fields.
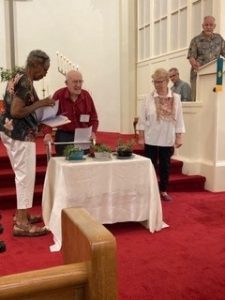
[{"xmin": 152, "ymin": 68, "xmax": 169, "ymax": 81}]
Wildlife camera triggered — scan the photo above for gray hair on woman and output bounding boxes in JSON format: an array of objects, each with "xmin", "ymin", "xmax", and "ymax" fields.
[{"xmin": 26, "ymin": 49, "xmax": 50, "ymax": 68}]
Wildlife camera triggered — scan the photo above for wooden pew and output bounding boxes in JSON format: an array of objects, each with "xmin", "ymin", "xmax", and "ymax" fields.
[{"xmin": 0, "ymin": 207, "xmax": 117, "ymax": 300}]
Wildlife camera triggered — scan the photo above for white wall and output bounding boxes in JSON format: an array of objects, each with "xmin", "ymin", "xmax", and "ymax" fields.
[
  {"xmin": 1, "ymin": 0, "xmax": 121, "ymax": 132},
  {"xmin": 0, "ymin": 0, "xmax": 7, "ymax": 96},
  {"xmin": 0, "ymin": 1, "xmax": 6, "ymax": 67}
]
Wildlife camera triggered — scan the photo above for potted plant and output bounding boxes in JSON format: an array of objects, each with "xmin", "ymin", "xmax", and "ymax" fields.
[
  {"xmin": 92, "ymin": 143, "xmax": 112, "ymax": 159},
  {"xmin": 116, "ymin": 139, "xmax": 134, "ymax": 158},
  {"xmin": 0, "ymin": 66, "xmax": 24, "ymax": 82},
  {"xmin": 63, "ymin": 145, "xmax": 84, "ymax": 160}
]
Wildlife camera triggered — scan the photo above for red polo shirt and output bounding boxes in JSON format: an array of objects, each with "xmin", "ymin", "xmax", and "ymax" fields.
[{"xmin": 52, "ymin": 87, "xmax": 99, "ymax": 133}]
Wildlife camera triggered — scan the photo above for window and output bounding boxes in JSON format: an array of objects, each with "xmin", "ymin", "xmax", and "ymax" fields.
[
  {"xmin": 153, "ymin": 0, "xmax": 168, "ymax": 56},
  {"xmin": 170, "ymin": 1, "xmax": 188, "ymax": 51},
  {"xmin": 138, "ymin": 0, "xmax": 151, "ymax": 60},
  {"xmin": 137, "ymin": 0, "xmax": 213, "ymax": 62}
]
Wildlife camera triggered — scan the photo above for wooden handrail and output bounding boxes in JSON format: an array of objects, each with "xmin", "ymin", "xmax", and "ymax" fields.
[{"xmin": 0, "ymin": 263, "xmax": 88, "ymax": 299}]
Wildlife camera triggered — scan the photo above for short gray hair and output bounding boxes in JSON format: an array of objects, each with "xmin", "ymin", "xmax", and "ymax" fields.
[
  {"xmin": 203, "ymin": 16, "xmax": 215, "ymax": 23},
  {"xmin": 168, "ymin": 67, "xmax": 179, "ymax": 74},
  {"xmin": 26, "ymin": 49, "xmax": 50, "ymax": 68}
]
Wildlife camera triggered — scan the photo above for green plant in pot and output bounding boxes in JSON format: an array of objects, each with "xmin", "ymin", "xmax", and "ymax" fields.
[
  {"xmin": 93, "ymin": 143, "xmax": 112, "ymax": 159},
  {"xmin": 116, "ymin": 139, "xmax": 134, "ymax": 158},
  {"xmin": 0, "ymin": 66, "xmax": 24, "ymax": 82},
  {"xmin": 63, "ymin": 145, "xmax": 84, "ymax": 160}
]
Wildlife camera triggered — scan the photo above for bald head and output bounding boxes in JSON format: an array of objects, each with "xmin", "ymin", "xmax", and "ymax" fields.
[
  {"xmin": 66, "ymin": 70, "xmax": 82, "ymax": 81},
  {"xmin": 65, "ymin": 70, "xmax": 83, "ymax": 98}
]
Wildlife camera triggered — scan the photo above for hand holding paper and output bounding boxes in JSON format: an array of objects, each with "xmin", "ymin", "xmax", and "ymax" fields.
[{"xmin": 35, "ymin": 100, "xmax": 71, "ymax": 127}]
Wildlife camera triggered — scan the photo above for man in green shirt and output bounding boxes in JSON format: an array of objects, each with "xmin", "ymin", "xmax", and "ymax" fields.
[{"xmin": 187, "ymin": 16, "xmax": 225, "ymax": 100}]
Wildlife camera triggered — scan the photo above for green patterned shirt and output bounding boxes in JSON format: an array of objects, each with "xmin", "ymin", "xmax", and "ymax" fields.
[{"xmin": 187, "ymin": 32, "xmax": 225, "ymax": 66}]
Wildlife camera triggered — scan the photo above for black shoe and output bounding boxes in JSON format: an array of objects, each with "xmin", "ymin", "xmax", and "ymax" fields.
[
  {"xmin": 0, "ymin": 241, "xmax": 6, "ymax": 253},
  {"xmin": 0, "ymin": 224, "xmax": 3, "ymax": 234}
]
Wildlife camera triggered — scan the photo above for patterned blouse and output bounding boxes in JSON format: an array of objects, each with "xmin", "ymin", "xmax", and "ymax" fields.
[{"xmin": 0, "ymin": 72, "xmax": 39, "ymax": 142}]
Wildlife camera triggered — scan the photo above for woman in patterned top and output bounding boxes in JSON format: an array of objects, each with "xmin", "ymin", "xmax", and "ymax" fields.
[{"xmin": 0, "ymin": 49, "xmax": 55, "ymax": 236}]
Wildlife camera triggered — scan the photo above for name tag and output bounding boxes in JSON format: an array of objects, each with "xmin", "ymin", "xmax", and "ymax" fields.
[{"xmin": 80, "ymin": 114, "xmax": 90, "ymax": 122}]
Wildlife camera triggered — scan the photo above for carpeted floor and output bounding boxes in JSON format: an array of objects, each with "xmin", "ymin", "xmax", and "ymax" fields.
[
  {"xmin": 112, "ymin": 191, "xmax": 225, "ymax": 300},
  {"xmin": 1, "ymin": 191, "xmax": 225, "ymax": 300}
]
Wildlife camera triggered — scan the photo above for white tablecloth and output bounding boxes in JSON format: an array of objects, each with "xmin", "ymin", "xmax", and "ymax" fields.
[{"xmin": 42, "ymin": 154, "xmax": 165, "ymax": 251}]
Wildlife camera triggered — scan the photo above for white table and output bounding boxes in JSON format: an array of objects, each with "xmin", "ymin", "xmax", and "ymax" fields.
[{"xmin": 42, "ymin": 154, "xmax": 165, "ymax": 251}]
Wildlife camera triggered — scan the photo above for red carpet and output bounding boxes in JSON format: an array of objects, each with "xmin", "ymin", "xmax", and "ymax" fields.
[
  {"xmin": 111, "ymin": 192, "xmax": 225, "ymax": 300},
  {"xmin": 1, "ymin": 192, "xmax": 225, "ymax": 299},
  {"xmin": 0, "ymin": 206, "xmax": 63, "ymax": 275}
]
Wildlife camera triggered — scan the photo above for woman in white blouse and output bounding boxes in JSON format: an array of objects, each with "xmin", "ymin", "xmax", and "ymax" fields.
[{"xmin": 138, "ymin": 68, "xmax": 185, "ymax": 201}]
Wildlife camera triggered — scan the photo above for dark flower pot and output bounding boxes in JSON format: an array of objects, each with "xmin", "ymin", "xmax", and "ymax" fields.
[{"xmin": 117, "ymin": 150, "xmax": 133, "ymax": 157}]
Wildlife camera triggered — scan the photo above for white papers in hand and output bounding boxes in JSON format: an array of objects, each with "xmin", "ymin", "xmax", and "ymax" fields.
[
  {"xmin": 35, "ymin": 100, "xmax": 71, "ymax": 127},
  {"xmin": 35, "ymin": 100, "xmax": 59, "ymax": 121},
  {"xmin": 74, "ymin": 126, "xmax": 92, "ymax": 149},
  {"xmin": 41, "ymin": 115, "xmax": 71, "ymax": 127}
]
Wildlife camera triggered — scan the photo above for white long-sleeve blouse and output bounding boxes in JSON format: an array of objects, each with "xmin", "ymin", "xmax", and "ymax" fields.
[{"xmin": 137, "ymin": 90, "xmax": 185, "ymax": 147}]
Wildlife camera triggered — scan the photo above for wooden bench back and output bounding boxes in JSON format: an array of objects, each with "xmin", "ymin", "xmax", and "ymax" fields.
[{"xmin": 0, "ymin": 208, "xmax": 117, "ymax": 300}]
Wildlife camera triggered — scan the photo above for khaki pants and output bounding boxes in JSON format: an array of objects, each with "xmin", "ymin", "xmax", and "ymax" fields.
[{"xmin": 0, "ymin": 132, "xmax": 36, "ymax": 209}]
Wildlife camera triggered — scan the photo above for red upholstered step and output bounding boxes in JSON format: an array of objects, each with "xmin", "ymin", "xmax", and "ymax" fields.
[
  {"xmin": 0, "ymin": 165, "xmax": 47, "ymax": 187},
  {"xmin": 168, "ymin": 174, "xmax": 206, "ymax": 192},
  {"xmin": 0, "ymin": 184, "xmax": 43, "ymax": 209}
]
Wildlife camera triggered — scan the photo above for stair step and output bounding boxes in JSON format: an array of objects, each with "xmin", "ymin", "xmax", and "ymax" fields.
[
  {"xmin": 0, "ymin": 154, "xmax": 48, "ymax": 169},
  {"xmin": 132, "ymin": 152, "xmax": 184, "ymax": 175},
  {"xmin": 170, "ymin": 160, "xmax": 183, "ymax": 174},
  {"xmin": 0, "ymin": 185, "xmax": 43, "ymax": 210},
  {"xmin": 0, "ymin": 135, "xmax": 207, "ymax": 207},
  {"xmin": 0, "ymin": 165, "xmax": 46, "ymax": 187},
  {"xmin": 168, "ymin": 174, "xmax": 206, "ymax": 192}
]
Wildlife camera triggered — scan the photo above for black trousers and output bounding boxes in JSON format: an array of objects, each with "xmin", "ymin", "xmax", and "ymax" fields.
[
  {"xmin": 144, "ymin": 144, "xmax": 174, "ymax": 192},
  {"xmin": 55, "ymin": 130, "xmax": 89, "ymax": 156},
  {"xmin": 55, "ymin": 130, "xmax": 75, "ymax": 156}
]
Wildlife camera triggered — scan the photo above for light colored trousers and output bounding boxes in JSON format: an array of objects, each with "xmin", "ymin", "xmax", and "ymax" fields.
[{"xmin": 0, "ymin": 132, "xmax": 36, "ymax": 209}]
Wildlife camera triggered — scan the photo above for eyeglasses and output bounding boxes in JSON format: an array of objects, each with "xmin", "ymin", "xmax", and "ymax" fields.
[
  {"xmin": 72, "ymin": 80, "xmax": 83, "ymax": 84},
  {"xmin": 169, "ymin": 74, "xmax": 177, "ymax": 78},
  {"xmin": 152, "ymin": 80, "xmax": 165, "ymax": 84}
]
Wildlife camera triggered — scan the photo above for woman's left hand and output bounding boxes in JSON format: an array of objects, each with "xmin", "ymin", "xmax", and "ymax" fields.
[{"xmin": 175, "ymin": 133, "xmax": 183, "ymax": 148}]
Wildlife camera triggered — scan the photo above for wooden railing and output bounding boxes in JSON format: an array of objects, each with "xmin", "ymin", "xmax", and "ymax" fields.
[{"xmin": 0, "ymin": 207, "xmax": 117, "ymax": 300}]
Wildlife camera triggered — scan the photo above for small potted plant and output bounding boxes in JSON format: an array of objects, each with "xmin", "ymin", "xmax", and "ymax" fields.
[
  {"xmin": 116, "ymin": 139, "xmax": 134, "ymax": 158},
  {"xmin": 63, "ymin": 145, "xmax": 84, "ymax": 160},
  {"xmin": 93, "ymin": 143, "xmax": 112, "ymax": 159}
]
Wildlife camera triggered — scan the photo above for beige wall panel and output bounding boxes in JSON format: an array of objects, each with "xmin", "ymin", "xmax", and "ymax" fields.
[{"xmin": 137, "ymin": 62, "xmax": 151, "ymax": 95}]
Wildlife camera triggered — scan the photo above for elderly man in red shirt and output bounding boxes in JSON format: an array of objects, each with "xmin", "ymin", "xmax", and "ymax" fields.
[{"xmin": 45, "ymin": 70, "xmax": 99, "ymax": 156}]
